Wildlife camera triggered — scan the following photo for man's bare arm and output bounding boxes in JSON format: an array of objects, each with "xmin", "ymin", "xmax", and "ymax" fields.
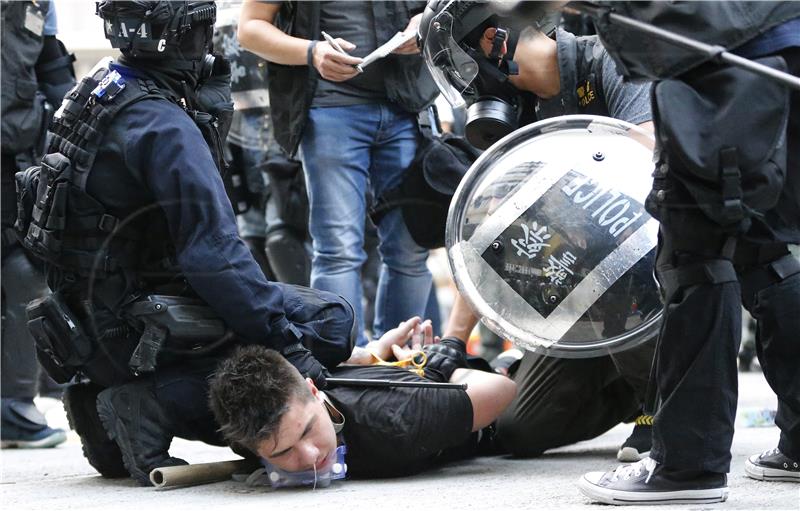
[
  {"xmin": 238, "ymin": 0, "xmax": 362, "ymax": 82},
  {"xmin": 238, "ymin": 1, "xmax": 306, "ymax": 65},
  {"xmin": 451, "ymin": 368, "xmax": 516, "ymax": 431}
]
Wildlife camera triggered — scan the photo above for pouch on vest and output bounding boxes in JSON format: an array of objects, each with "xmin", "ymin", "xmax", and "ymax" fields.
[
  {"xmin": 25, "ymin": 293, "xmax": 93, "ymax": 384},
  {"xmin": 14, "ymin": 163, "xmax": 40, "ymax": 242},
  {"xmin": 371, "ymin": 130, "xmax": 481, "ymax": 249},
  {"xmin": 21, "ymin": 151, "xmax": 73, "ymax": 262},
  {"xmin": 651, "ymin": 55, "xmax": 790, "ymax": 230}
]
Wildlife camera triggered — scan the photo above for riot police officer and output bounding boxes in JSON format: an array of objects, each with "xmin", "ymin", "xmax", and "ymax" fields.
[
  {"xmin": 564, "ymin": 1, "xmax": 800, "ymax": 505},
  {"xmin": 16, "ymin": 0, "xmax": 355, "ymax": 485},
  {"xmin": 1, "ymin": 0, "xmax": 75, "ymax": 449}
]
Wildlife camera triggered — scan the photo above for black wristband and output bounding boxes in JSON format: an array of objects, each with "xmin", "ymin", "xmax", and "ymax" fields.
[{"xmin": 307, "ymin": 40, "xmax": 318, "ymax": 68}]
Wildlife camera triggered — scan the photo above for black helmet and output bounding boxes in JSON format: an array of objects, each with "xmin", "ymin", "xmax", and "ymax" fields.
[{"xmin": 96, "ymin": 1, "xmax": 216, "ymax": 69}]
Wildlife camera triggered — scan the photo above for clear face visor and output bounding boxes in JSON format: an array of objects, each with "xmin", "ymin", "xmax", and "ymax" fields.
[{"xmin": 422, "ymin": 9, "xmax": 479, "ymax": 108}]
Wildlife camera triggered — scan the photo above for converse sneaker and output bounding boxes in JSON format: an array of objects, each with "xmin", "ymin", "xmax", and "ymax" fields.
[
  {"xmin": 745, "ymin": 448, "xmax": 800, "ymax": 482},
  {"xmin": 578, "ymin": 457, "xmax": 729, "ymax": 505},
  {"xmin": 617, "ymin": 415, "xmax": 653, "ymax": 462}
]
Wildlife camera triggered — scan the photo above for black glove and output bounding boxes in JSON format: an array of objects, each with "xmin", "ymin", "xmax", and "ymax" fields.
[
  {"xmin": 422, "ymin": 336, "xmax": 468, "ymax": 382},
  {"xmin": 196, "ymin": 54, "xmax": 232, "ymax": 109},
  {"xmin": 196, "ymin": 54, "xmax": 234, "ymax": 142},
  {"xmin": 281, "ymin": 342, "xmax": 330, "ymax": 389}
]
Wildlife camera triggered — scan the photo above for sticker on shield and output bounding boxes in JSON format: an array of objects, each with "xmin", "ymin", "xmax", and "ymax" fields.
[{"xmin": 481, "ymin": 169, "xmax": 649, "ymax": 317}]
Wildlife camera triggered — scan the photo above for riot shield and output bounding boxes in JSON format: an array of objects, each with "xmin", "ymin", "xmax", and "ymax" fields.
[{"xmin": 447, "ymin": 115, "xmax": 661, "ymax": 358}]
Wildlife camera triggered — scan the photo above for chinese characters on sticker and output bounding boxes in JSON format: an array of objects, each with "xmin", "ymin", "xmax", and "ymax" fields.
[
  {"xmin": 544, "ymin": 251, "xmax": 578, "ymax": 286},
  {"xmin": 511, "ymin": 222, "xmax": 551, "ymax": 259}
]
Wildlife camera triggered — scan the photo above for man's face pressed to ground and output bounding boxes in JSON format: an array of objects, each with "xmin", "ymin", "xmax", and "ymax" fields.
[{"xmin": 256, "ymin": 381, "xmax": 338, "ymax": 473}]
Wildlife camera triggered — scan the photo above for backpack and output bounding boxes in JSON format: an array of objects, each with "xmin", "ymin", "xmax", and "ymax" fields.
[{"xmin": 371, "ymin": 120, "xmax": 481, "ymax": 249}]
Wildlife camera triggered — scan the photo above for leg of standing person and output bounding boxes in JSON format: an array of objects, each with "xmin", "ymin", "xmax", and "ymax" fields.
[
  {"xmin": 300, "ymin": 105, "xmax": 378, "ymax": 346},
  {"xmin": 1, "ymin": 156, "xmax": 66, "ymax": 449},
  {"xmin": 369, "ymin": 104, "xmax": 432, "ymax": 339},
  {"xmin": 1, "ymin": 245, "xmax": 67, "ymax": 449},
  {"xmin": 742, "ymin": 47, "xmax": 800, "ymax": 482}
]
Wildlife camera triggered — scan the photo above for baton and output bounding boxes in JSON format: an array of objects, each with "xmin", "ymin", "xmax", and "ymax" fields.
[
  {"xmin": 326, "ymin": 377, "xmax": 467, "ymax": 390},
  {"xmin": 565, "ymin": 1, "xmax": 800, "ymax": 92}
]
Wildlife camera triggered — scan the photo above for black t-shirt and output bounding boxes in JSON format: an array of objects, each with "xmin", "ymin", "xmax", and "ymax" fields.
[
  {"xmin": 312, "ymin": 1, "xmax": 388, "ymax": 107},
  {"xmin": 326, "ymin": 365, "xmax": 473, "ymax": 478}
]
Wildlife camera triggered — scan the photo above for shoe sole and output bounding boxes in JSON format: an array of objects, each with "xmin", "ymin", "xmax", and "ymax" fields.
[
  {"xmin": 617, "ymin": 447, "xmax": 651, "ymax": 463},
  {"xmin": 577, "ymin": 475, "xmax": 729, "ymax": 505},
  {"xmin": 745, "ymin": 459, "xmax": 800, "ymax": 482},
  {"xmin": 63, "ymin": 384, "xmax": 128, "ymax": 478},
  {"xmin": 0, "ymin": 430, "xmax": 67, "ymax": 449}
]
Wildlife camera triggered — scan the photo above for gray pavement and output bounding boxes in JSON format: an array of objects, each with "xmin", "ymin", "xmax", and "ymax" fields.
[{"xmin": 1, "ymin": 371, "xmax": 797, "ymax": 511}]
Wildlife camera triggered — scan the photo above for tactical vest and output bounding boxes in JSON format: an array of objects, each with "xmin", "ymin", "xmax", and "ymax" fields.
[
  {"xmin": 1, "ymin": 0, "xmax": 49, "ymax": 156},
  {"xmin": 18, "ymin": 62, "xmax": 169, "ymax": 281}
]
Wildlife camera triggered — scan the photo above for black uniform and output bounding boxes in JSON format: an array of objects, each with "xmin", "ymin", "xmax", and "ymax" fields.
[
  {"xmin": 1, "ymin": 0, "xmax": 74, "ymax": 446},
  {"xmin": 593, "ymin": 2, "xmax": 800, "ymax": 474}
]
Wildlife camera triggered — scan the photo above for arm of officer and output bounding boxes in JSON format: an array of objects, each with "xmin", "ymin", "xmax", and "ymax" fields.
[
  {"xmin": 238, "ymin": 0, "xmax": 361, "ymax": 82},
  {"xmin": 598, "ymin": 48, "xmax": 654, "ymax": 133},
  {"xmin": 443, "ymin": 292, "xmax": 480, "ymax": 345},
  {"xmin": 129, "ymin": 102, "xmax": 324, "ymax": 365}
]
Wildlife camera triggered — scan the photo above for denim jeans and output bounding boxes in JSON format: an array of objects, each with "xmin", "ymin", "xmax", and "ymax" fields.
[{"xmin": 300, "ymin": 103, "xmax": 432, "ymax": 345}]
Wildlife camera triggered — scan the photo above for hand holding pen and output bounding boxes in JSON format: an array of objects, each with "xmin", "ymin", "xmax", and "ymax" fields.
[{"xmin": 312, "ymin": 31, "xmax": 362, "ymax": 82}]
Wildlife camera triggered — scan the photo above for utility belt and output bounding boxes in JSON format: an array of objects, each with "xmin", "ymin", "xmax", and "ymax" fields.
[{"xmin": 26, "ymin": 292, "xmax": 229, "ymax": 384}]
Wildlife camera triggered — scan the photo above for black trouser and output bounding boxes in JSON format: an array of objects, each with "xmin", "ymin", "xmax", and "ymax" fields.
[
  {"xmin": 495, "ymin": 338, "xmax": 655, "ymax": 457},
  {"xmin": 1, "ymin": 153, "xmax": 50, "ymax": 399},
  {"xmin": 649, "ymin": 48, "xmax": 800, "ymax": 474},
  {"xmin": 1, "ymin": 245, "xmax": 49, "ymax": 398}
]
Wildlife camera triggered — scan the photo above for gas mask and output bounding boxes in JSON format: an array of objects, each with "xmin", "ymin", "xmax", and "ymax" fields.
[{"xmin": 421, "ymin": 3, "xmax": 523, "ymax": 149}]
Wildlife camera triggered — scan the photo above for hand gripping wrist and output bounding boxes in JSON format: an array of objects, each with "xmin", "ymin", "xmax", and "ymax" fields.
[{"xmin": 281, "ymin": 342, "xmax": 329, "ymax": 388}]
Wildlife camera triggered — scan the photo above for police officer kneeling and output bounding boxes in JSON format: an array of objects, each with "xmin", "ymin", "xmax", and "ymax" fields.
[{"xmin": 15, "ymin": 1, "xmax": 355, "ymax": 485}]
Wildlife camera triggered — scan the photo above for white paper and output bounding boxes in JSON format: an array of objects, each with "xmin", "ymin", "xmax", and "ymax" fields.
[{"xmin": 356, "ymin": 31, "xmax": 416, "ymax": 72}]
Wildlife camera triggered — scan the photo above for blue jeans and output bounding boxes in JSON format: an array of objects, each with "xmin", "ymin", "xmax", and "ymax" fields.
[{"xmin": 300, "ymin": 103, "xmax": 432, "ymax": 345}]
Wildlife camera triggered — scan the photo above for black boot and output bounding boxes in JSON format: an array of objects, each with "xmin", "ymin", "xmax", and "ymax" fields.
[
  {"xmin": 96, "ymin": 379, "xmax": 187, "ymax": 485},
  {"xmin": 62, "ymin": 383, "xmax": 127, "ymax": 477}
]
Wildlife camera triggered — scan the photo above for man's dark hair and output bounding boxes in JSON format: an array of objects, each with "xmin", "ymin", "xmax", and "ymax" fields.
[{"xmin": 209, "ymin": 345, "xmax": 312, "ymax": 452}]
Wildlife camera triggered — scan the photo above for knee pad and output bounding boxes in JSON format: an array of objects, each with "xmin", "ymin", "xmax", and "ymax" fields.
[
  {"xmin": 242, "ymin": 236, "xmax": 273, "ymax": 280},
  {"xmin": 265, "ymin": 228, "xmax": 310, "ymax": 286}
]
